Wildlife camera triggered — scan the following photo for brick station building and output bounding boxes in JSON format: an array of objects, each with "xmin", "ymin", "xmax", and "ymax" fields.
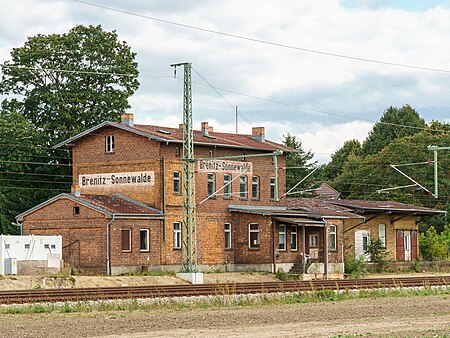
[{"xmin": 15, "ymin": 113, "xmax": 358, "ymax": 277}]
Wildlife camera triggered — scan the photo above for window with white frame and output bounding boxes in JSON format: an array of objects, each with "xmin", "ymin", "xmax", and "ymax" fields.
[
  {"xmin": 207, "ymin": 173, "xmax": 216, "ymax": 197},
  {"xmin": 224, "ymin": 223, "xmax": 232, "ymax": 249},
  {"xmin": 173, "ymin": 171, "xmax": 181, "ymax": 194},
  {"xmin": 378, "ymin": 224, "xmax": 386, "ymax": 247},
  {"xmin": 174, "ymin": 222, "xmax": 181, "ymax": 249},
  {"xmin": 290, "ymin": 226, "xmax": 298, "ymax": 251},
  {"xmin": 329, "ymin": 225, "xmax": 337, "ymax": 251},
  {"xmin": 121, "ymin": 229, "xmax": 131, "ymax": 252},
  {"xmin": 240, "ymin": 175, "xmax": 248, "ymax": 199},
  {"xmin": 251, "ymin": 176, "xmax": 260, "ymax": 200},
  {"xmin": 278, "ymin": 224, "xmax": 286, "ymax": 251},
  {"xmin": 309, "ymin": 234, "xmax": 319, "ymax": 248},
  {"xmin": 270, "ymin": 177, "xmax": 276, "ymax": 200},
  {"xmin": 106, "ymin": 135, "xmax": 115, "ymax": 153},
  {"xmin": 248, "ymin": 223, "xmax": 260, "ymax": 249},
  {"xmin": 224, "ymin": 174, "xmax": 232, "ymax": 198},
  {"xmin": 140, "ymin": 229, "xmax": 149, "ymax": 252}
]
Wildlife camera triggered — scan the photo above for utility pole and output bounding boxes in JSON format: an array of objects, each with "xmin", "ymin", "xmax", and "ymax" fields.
[
  {"xmin": 171, "ymin": 62, "xmax": 201, "ymax": 283},
  {"xmin": 428, "ymin": 145, "xmax": 450, "ymax": 199}
]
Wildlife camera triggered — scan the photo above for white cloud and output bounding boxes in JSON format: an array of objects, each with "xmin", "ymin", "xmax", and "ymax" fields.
[{"xmin": 0, "ymin": 0, "xmax": 449, "ymax": 163}]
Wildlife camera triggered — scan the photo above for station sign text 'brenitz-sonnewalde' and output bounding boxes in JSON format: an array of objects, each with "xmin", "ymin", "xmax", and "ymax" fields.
[
  {"xmin": 198, "ymin": 160, "xmax": 252, "ymax": 174},
  {"xmin": 79, "ymin": 171, "xmax": 155, "ymax": 188}
]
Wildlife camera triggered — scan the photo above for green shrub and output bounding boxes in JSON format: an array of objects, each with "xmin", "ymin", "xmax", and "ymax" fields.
[
  {"xmin": 345, "ymin": 256, "xmax": 368, "ymax": 278},
  {"xmin": 419, "ymin": 226, "xmax": 448, "ymax": 261}
]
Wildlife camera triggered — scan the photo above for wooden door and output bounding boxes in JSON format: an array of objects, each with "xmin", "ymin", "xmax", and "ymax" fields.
[{"xmin": 396, "ymin": 230, "xmax": 405, "ymax": 261}]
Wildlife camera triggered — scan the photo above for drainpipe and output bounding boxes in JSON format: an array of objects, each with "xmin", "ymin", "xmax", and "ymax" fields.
[
  {"xmin": 324, "ymin": 219, "xmax": 329, "ymax": 280},
  {"xmin": 272, "ymin": 219, "xmax": 277, "ymax": 273},
  {"xmin": 106, "ymin": 215, "xmax": 116, "ymax": 276},
  {"xmin": 17, "ymin": 221, "xmax": 23, "ymax": 235}
]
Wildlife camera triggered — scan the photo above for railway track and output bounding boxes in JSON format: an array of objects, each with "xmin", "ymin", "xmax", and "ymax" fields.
[{"xmin": 0, "ymin": 276, "xmax": 449, "ymax": 304}]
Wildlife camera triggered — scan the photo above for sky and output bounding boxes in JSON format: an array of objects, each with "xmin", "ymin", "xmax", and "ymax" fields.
[{"xmin": 1, "ymin": 0, "xmax": 450, "ymax": 163}]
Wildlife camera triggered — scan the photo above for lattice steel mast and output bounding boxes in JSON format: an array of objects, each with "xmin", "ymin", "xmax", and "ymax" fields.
[{"xmin": 171, "ymin": 62, "xmax": 197, "ymax": 273}]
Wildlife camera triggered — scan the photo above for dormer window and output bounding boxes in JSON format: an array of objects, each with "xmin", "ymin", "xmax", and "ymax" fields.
[{"xmin": 106, "ymin": 135, "xmax": 115, "ymax": 153}]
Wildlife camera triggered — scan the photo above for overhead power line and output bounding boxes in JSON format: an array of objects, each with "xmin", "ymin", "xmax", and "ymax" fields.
[
  {"xmin": 192, "ymin": 67, "xmax": 254, "ymax": 126},
  {"xmin": 72, "ymin": 0, "xmax": 450, "ymax": 74},
  {"xmin": 191, "ymin": 80, "xmax": 450, "ymax": 133}
]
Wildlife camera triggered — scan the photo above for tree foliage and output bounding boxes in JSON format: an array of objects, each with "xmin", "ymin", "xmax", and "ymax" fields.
[
  {"xmin": 322, "ymin": 139, "xmax": 361, "ymax": 181},
  {"xmin": 282, "ymin": 133, "xmax": 316, "ymax": 192},
  {"xmin": 0, "ymin": 25, "xmax": 139, "ymax": 143},
  {"xmin": 323, "ymin": 106, "xmax": 449, "ymax": 233},
  {"xmin": 361, "ymin": 105, "xmax": 426, "ymax": 157},
  {"xmin": 0, "ymin": 25, "xmax": 139, "ymax": 234}
]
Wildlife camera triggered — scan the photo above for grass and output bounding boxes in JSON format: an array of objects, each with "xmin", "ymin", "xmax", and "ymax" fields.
[{"xmin": 1, "ymin": 283, "xmax": 449, "ymax": 315}]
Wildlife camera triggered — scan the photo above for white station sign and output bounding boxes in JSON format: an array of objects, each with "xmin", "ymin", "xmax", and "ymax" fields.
[
  {"xmin": 79, "ymin": 171, "xmax": 155, "ymax": 188},
  {"xmin": 198, "ymin": 159, "xmax": 252, "ymax": 174}
]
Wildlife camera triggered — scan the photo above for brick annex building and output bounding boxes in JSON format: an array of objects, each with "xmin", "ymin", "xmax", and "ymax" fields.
[{"xmin": 16, "ymin": 114, "xmax": 444, "ymax": 276}]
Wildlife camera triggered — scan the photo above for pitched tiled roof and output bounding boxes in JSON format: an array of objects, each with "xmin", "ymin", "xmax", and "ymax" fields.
[
  {"xmin": 315, "ymin": 183, "xmax": 342, "ymax": 199},
  {"xmin": 75, "ymin": 193, "xmax": 162, "ymax": 215},
  {"xmin": 229, "ymin": 200, "xmax": 363, "ymax": 219},
  {"xmin": 328, "ymin": 199, "xmax": 446, "ymax": 215},
  {"xmin": 286, "ymin": 198, "xmax": 363, "ymax": 218},
  {"xmin": 131, "ymin": 124, "xmax": 293, "ymax": 152},
  {"xmin": 53, "ymin": 121, "xmax": 294, "ymax": 152},
  {"xmin": 16, "ymin": 193, "xmax": 163, "ymax": 221}
]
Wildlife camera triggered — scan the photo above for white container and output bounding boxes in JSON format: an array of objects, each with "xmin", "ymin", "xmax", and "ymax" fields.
[{"xmin": 5, "ymin": 257, "xmax": 17, "ymax": 275}]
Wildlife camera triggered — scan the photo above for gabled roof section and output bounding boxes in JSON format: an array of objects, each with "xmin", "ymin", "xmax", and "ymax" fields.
[
  {"xmin": 16, "ymin": 193, "xmax": 163, "ymax": 221},
  {"xmin": 53, "ymin": 121, "xmax": 294, "ymax": 152},
  {"xmin": 327, "ymin": 199, "xmax": 446, "ymax": 215},
  {"xmin": 52, "ymin": 121, "xmax": 168, "ymax": 149},
  {"xmin": 286, "ymin": 198, "xmax": 363, "ymax": 219},
  {"xmin": 315, "ymin": 183, "xmax": 342, "ymax": 200}
]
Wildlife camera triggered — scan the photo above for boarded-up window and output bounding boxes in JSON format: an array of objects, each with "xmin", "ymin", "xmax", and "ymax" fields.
[
  {"xmin": 121, "ymin": 229, "xmax": 131, "ymax": 252},
  {"xmin": 396, "ymin": 230, "xmax": 404, "ymax": 261}
]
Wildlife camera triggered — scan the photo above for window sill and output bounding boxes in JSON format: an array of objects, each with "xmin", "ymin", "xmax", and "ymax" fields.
[
  {"xmin": 248, "ymin": 247, "xmax": 260, "ymax": 250},
  {"xmin": 225, "ymin": 248, "xmax": 232, "ymax": 251},
  {"xmin": 121, "ymin": 250, "xmax": 131, "ymax": 253},
  {"xmin": 173, "ymin": 248, "xmax": 181, "ymax": 251},
  {"xmin": 140, "ymin": 250, "xmax": 150, "ymax": 253}
]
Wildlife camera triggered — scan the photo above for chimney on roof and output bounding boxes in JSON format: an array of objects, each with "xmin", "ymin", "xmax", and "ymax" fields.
[
  {"xmin": 252, "ymin": 127, "xmax": 265, "ymax": 142},
  {"xmin": 121, "ymin": 113, "xmax": 134, "ymax": 126},
  {"xmin": 201, "ymin": 122, "xmax": 209, "ymax": 134},
  {"xmin": 179, "ymin": 123, "xmax": 184, "ymax": 130},
  {"xmin": 71, "ymin": 185, "xmax": 81, "ymax": 197}
]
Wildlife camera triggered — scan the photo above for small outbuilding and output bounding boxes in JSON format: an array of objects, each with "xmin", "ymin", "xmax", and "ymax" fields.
[{"xmin": 0, "ymin": 235, "xmax": 62, "ymax": 275}]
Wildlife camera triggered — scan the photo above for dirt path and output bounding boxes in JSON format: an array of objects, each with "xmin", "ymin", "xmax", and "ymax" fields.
[{"xmin": 0, "ymin": 295, "xmax": 449, "ymax": 337}]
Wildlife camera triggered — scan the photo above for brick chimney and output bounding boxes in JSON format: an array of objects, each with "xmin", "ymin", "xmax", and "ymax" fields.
[
  {"xmin": 121, "ymin": 113, "xmax": 134, "ymax": 126},
  {"xmin": 201, "ymin": 122, "xmax": 209, "ymax": 134},
  {"xmin": 178, "ymin": 123, "xmax": 184, "ymax": 130},
  {"xmin": 252, "ymin": 127, "xmax": 265, "ymax": 142},
  {"xmin": 71, "ymin": 185, "xmax": 81, "ymax": 197}
]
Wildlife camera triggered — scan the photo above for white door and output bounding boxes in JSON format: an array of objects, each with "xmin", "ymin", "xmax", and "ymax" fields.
[
  {"xmin": 355, "ymin": 230, "xmax": 370, "ymax": 261},
  {"xmin": 309, "ymin": 234, "xmax": 319, "ymax": 259},
  {"xmin": 404, "ymin": 230, "xmax": 411, "ymax": 261}
]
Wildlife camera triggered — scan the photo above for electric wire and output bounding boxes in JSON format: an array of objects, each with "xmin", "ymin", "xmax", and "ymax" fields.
[
  {"xmin": 71, "ymin": 0, "xmax": 450, "ymax": 74},
  {"xmin": 192, "ymin": 67, "xmax": 254, "ymax": 126},
  {"xmin": 0, "ymin": 171, "xmax": 72, "ymax": 178}
]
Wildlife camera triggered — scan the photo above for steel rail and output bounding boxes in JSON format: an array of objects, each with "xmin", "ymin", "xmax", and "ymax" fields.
[{"xmin": 0, "ymin": 276, "xmax": 449, "ymax": 304}]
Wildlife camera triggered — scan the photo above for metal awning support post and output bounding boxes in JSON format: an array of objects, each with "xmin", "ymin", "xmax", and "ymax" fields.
[
  {"xmin": 273, "ymin": 154, "xmax": 279, "ymax": 201},
  {"xmin": 302, "ymin": 225, "xmax": 306, "ymax": 274}
]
